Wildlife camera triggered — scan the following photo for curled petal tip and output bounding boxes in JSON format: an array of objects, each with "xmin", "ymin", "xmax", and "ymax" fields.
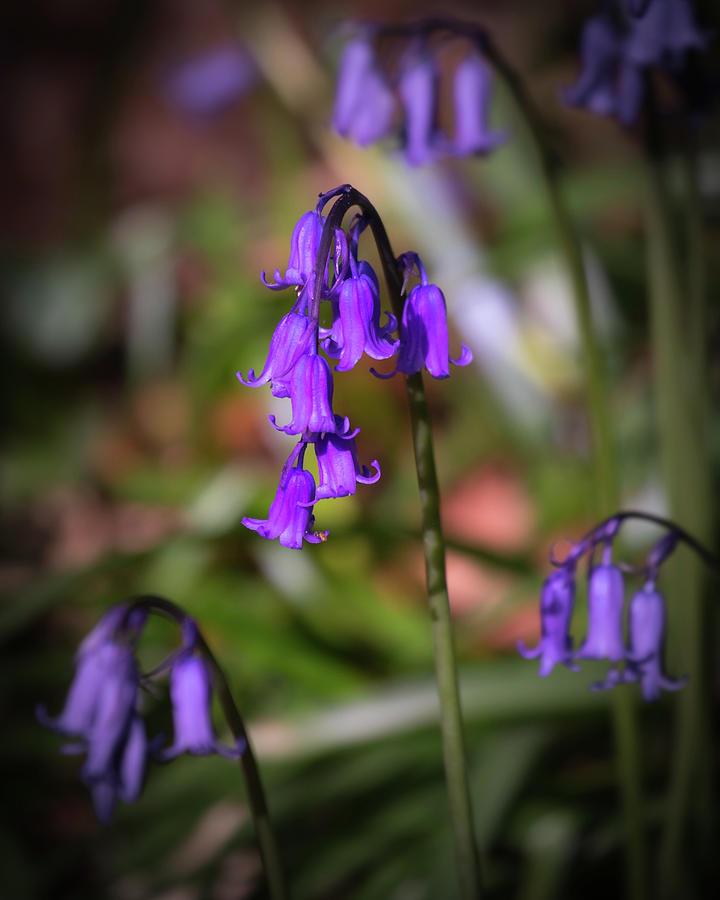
[
  {"xmin": 370, "ymin": 365, "xmax": 398, "ymax": 380},
  {"xmin": 516, "ymin": 640, "xmax": 542, "ymax": 660},
  {"xmin": 451, "ymin": 344, "xmax": 473, "ymax": 367}
]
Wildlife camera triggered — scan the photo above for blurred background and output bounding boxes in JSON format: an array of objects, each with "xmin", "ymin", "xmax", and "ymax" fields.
[{"xmin": 2, "ymin": 0, "xmax": 719, "ymax": 898}]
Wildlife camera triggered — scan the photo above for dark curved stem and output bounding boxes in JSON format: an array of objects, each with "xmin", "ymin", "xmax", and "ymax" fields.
[{"xmin": 128, "ymin": 595, "xmax": 288, "ymax": 900}]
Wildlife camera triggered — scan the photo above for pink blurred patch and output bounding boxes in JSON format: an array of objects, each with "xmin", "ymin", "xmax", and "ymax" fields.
[
  {"xmin": 445, "ymin": 550, "xmax": 512, "ymax": 616},
  {"xmin": 443, "ymin": 465, "xmax": 534, "ymax": 551}
]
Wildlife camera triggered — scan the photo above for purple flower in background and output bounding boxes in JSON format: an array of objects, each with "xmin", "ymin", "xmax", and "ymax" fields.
[
  {"xmin": 333, "ymin": 36, "xmax": 395, "ymax": 146},
  {"xmin": 331, "ymin": 24, "xmax": 508, "ymax": 163},
  {"xmin": 90, "ymin": 714, "xmax": 149, "ymax": 825},
  {"xmin": 243, "ymin": 447, "xmax": 327, "ymax": 548},
  {"xmin": 315, "ymin": 418, "xmax": 381, "ymax": 499},
  {"xmin": 236, "ymin": 312, "xmax": 316, "ymax": 388},
  {"xmin": 452, "ymin": 52, "xmax": 507, "ymax": 156},
  {"xmin": 593, "ymin": 585, "xmax": 687, "ymax": 700},
  {"xmin": 269, "ymin": 351, "xmax": 338, "ymax": 436},
  {"xmin": 564, "ymin": 14, "xmax": 624, "ymax": 117},
  {"xmin": 262, "ymin": 210, "xmax": 325, "ymax": 292},
  {"xmin": 518, "ymin": 568, "xmax": 580, "ymax": 677},
  {"xmin": 565, "ymin": 0, "xmax": 709, "ymax": 125},
  {"xmin": 575, "ymin": 562, "xmax": 626, "ymax": 661},
  {"xmin": 159, "ymin": 649, "xmax": 243, "ymax": 760},
  {"xmin": 163, "ymin": 45, "xmax": 256, "ymax": 115},
  {"xmin": 626, "ymin": 0, "xmax": 706, "ymax": 67},
  {"xmin": 398, "ymin": 46, "xmax": 443, "ymax": 166},
  {"xmin": 39, "ymin": 605, "xmax": 149, "ymax": 823}
]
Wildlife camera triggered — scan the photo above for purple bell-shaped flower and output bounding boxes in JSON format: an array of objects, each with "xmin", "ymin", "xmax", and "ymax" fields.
[
  {"xmin": 564, "ymin": 14, "xmax": 623, "ymax": 117},
  {"xmin": 314, "ymin": 417, "xmax": 381, "ymax": 499},
  {"xmin": 575, "ymin": 562, "xmax": 626, "ymax": 662},
  {"xmin": 517, "ymin": 568, "xmax": 579, "ymax": 676},
  {"xmin": 261, "ymin": 210, "xmax": 325, "ymax": 290},
  {"xmin": 626, "ymin": 0, "xmax": 706, "ymax": 68},
  {"xmin": 321, "ymin": 260, "xmax": 398, "ymax": 372},
  {"xmin": 374, "ymin": 258, "xmax": 472, "ymax": 379},
  {"xmin": 90, "ymin": 713, "xmax": 149, "ymax": 825},
  {"xmin": 451, "ymin": 52, "xmax": 507, "ymax": 156},
  {"xmin": 158, "ymin": 638, "xmax": 243, "ymax": 760},
  {"xmin": 269, "ymin": 351, "xmax": 338, "ymax": 436},
  {"xmin": 398, "ymin": 46, "xmax": 443, "ymax": 166},
  {"xmin": 333, "ymin": 36, "xmax": 396, "ymax": 146},
  {"xmin": 243, "ymin": 447, "xmax": 327, "ymax": 548},
  {"xmin": 236, "ymin": 311, "xmax": 316, "ymax": 388},
  {"xmin": 623, "ymin": 585, "xmax": 686, "ymax": 700}
]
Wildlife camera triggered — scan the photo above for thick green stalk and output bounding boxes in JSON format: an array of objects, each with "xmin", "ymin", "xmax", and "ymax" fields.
[
  {"xmin": 405, "ymin": 371, "xmax": 483, "ymax": 899},
  {"xmin": 644, "ymin": 146, "xmax": 712, "ymax": 898},
  {"xmin": 482, "ymin": 37, "xmax": 644, "ymax": 900}
]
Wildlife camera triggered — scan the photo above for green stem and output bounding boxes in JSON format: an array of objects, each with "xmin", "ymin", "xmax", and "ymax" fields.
[
  {"xmin": 131, "ymin": 596, "xmax": 289, "ymax": 900},
  {"xmin": 643, "ymin": 136, "xmax": 712, "ymax": 898},
  {"xmin": 405, "ymin": 372, "xmax": 483, "ymax": 899},
  {"xmin": 482, "ymin": 36, "xmax": 645, "ymax": 900}
]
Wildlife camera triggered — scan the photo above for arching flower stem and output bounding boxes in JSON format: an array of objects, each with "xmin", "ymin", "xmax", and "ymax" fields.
[{"xmin": 126, "ymin": 595, "xmax": 288, "ymax": 900}]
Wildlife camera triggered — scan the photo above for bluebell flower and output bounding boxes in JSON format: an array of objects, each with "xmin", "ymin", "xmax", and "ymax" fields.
[
  {"xmin": 261, "ymin": 210, "xmax": 325, "ymax": 291},
  {"xmin": 564, "ymin": 13, "xmax": 624, "ymax": 117},
  {"xmin": 314, "ymin": 416, "xmax": 381, "ymax": 499},
  {"xmin": 625, "ymin": 0, "xmax": 706, "ymax": 68},
  {"xmin": 159, "ymin": 625, "xmax": 244, "ymax": 760},
  {"xmin": 575, "ymin": 562, "xmax": 626, "ymax": 662},
  {"xmin": 565, "ymin": 0, "xmax": 709, "ymax": 125},
  {"xmin": 236, "ymin": 311, "xmax": 316, "ymax": 389},
  {"xmin": 321, "ymin": 253, "xmax": 398, "ymax": 372},
  {"xmin": 333, "ymin": 36, "xmax": 395, "ymax": 146},
  {"xmin": 398, "ymin": 45, "xmax": 443, "ymax": 166},
  {"xmin": 452, "ymin": 52, "xmax": 507, "ymax": 156},
  {"xmin": 374, "ymin": 254, "xmax": 472, "ymax": 379},
  {"xmin": 163, "ymin": 45, "xmax": 256, "ymax": 115},
  {"xmin": 517, "ymin": 568, "xmax": 580, "ymax": 676},
  {"xmin": 39, "ymin": 605, "xmax": 148, "ymax": 823},
  {"xmin": 89, "ymin": 713, "xmax": 149, "ymax": 825},
  {"xmin": 269, "ymin": 351, "xmax": 339, "ymax": 436},
  {"xmin": 593, "ymin": 585, "xmax": 687, "ymax": 700},
  {"xmin": 242, "ymin": 445, "xmax": 327, "ymax": 548}
]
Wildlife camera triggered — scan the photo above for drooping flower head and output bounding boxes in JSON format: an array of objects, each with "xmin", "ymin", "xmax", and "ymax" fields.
[
  {"xmin": 40, "ymin": 602, "xmax": 249, "ymax": 823},
  {"xmin": 331, "ymin": 23, "xmax": 506, "ymax": 165},
  {"xmin": 519, "ymin": 513, "xmax": 697, "ymax": 701},
  {"xmin": 564, "ymin": 0, "xmax": 710, "ymax": 126}
]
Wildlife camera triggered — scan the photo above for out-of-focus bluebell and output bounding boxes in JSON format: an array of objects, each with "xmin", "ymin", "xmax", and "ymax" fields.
[
  {"xmin": 333, "ymin": 35, "xmax": 396, "ymax": 146},
  {"xmin": 575, "ymin": 561, "xmax": 626, "ymax": 661},
  {"xmin": 517, "ymin": 568, "xmax": 580, "ymax": 676},
  {"xmin": 452, "ymin": 52, "xmax": 507, "ymax": 155},
  {"xmin": 163, "ymin": 44, "xmax": 257, "ymax": 115},
  {"xmin": 331, "ymin": 25, "xmax": 505, "ymax": 166},
  {"xmin": 565, "ymin": 0, "xmax": 710, "ymax": 126}
]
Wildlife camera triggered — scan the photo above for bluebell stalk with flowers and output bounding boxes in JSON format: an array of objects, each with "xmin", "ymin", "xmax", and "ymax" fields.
[
  {"xmin": 518, "ymin": 511, "xmax": 720, "ymax": 701},
  {"xmin": 237, "ymin": 185, "xmax": 471, "ymax": 550},
  {"xmin": 39, "ymin": 595, "xmax": 288, "ymax": 899}
]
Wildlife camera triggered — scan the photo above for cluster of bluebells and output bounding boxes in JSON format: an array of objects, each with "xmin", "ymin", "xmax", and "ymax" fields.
[
  {"xmin": 564, "ymin": 0, "xmax": 709, "ymax": 126},
  {"xmin": 238, "ymin": 186, "xmax": 472, "ymax": 549},
  {"xmin": 518, "ymin": 515, "xmax": 688, "ymax": 701},
  {"xmin": 333, "ymin": 24, "xmax": 506, "ymax": 165},
  {"xmin": 38, "ymin": 604, "xmax": 243, "ymax": 823}
]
